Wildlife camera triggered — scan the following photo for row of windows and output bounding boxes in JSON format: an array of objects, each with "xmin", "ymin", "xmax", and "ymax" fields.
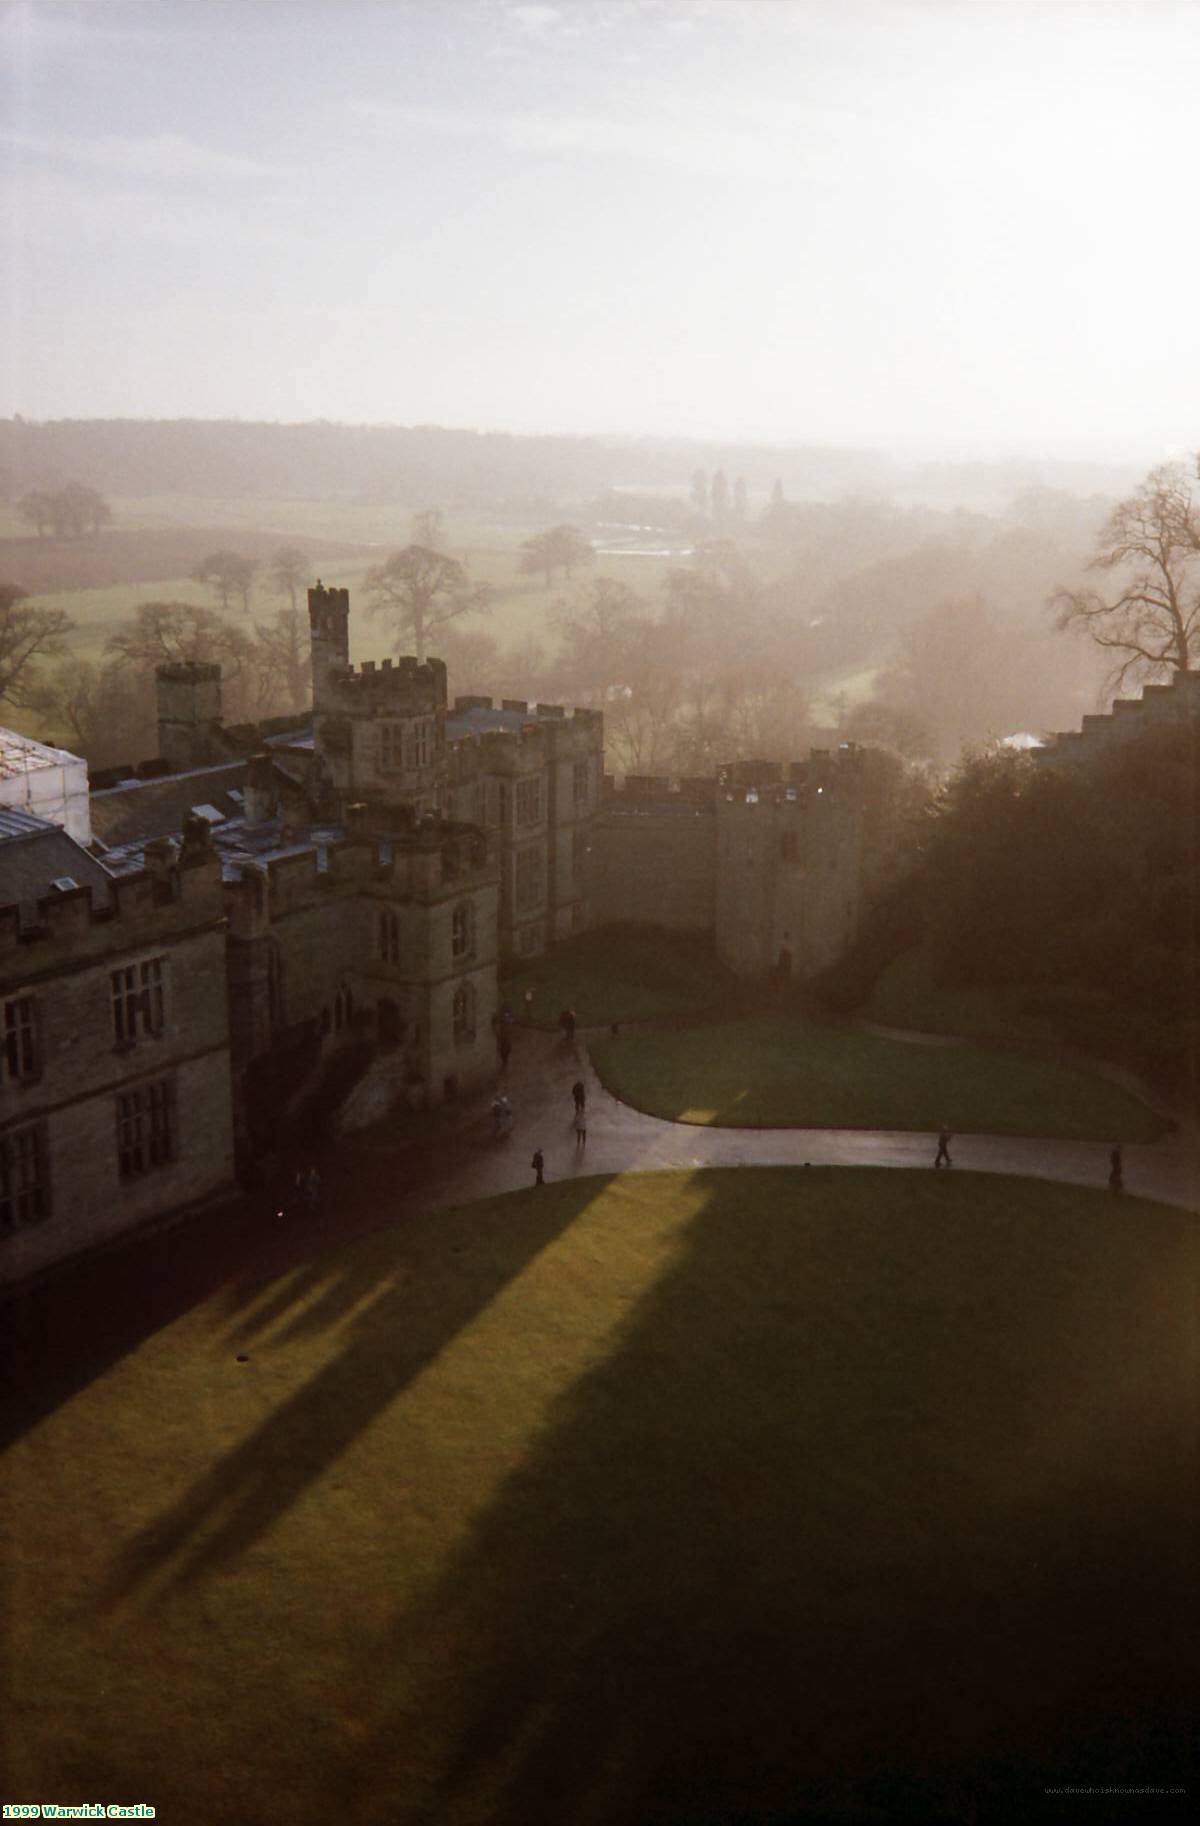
[
  {"xmin": 3, "ymin": 957, "xmax": 169, "ymax": 1090},
  {"xmin": 377, "ymin": 902, "xmax": 476, "ymax": 964},
  {"xmin": 2, "ymin": 1077, "xmax": 177, "ymax": 1233}
]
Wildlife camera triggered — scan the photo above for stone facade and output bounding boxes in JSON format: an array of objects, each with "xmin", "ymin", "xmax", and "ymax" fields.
[{"xmin": 0, "ymin": 821, "xmax": 234, "ymax": 1287}]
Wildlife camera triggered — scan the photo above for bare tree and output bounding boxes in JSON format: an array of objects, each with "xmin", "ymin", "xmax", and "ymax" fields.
[
  {"xmin": 364, "ymin": 545, "xmax": 490, "ymax": 665},
  {"xmin": 266, "ymin": 546, "xmax": 311, "ymax": 614},
  {"xmin": 32, "ymin": 657, "xmax": 152, "ymax": 766},
  {"xmin": 1052, "ymin": 460, "xmax": 1200, "ymax": 692},
  {"xmin": 194, "ymin": 550, "xmax": 258, "ymax": 615},
  {"xmin": 253, "ymin": 609, "xmax": 311, "ymax": 714},
  {"xmin": 0, "ymin": 584, "xmax": 73, "ymax": 706}
]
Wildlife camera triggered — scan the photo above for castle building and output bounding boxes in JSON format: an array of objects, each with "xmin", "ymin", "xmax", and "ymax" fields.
[
  {"xmin": 0, "ymin": 808, "xmax": 234, "ymax": 1287},
  {"xmin": 0, "ymin": 579, "xmax": 868, "ymax": 1290}
]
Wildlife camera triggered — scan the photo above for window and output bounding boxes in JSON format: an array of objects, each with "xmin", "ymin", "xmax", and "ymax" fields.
[
  {"xmin": 572, "ymin": 829, "xmax": 586, "ymax": 883},
  {"xmin": 515, "ymin": 844, "xmax": 543, "ymax": 911},
  {"xmin": 516, "ymin": 776, "xmax": 542, "ymax": 826},
  {"xmin": 573, "ymin": 759, "xmax": 590, "ymax": 806},
  {"xmin": 379, "ymin": 908, "xmax": 400, "ymax": 964},
  {"xmin": 780, "ymin": 831, "xmax": 798, "ymax": 862},
  {"xmin": 497, "ymin": 781, "xmax": 509, "ymax": 826},
  {"xmin": 117, "ymin": 1080, "xmax": 175, "ymax": 1180},
  {"xmin": 452, "ymin": 980, "xmax": 475, "ymax": 1042},
  {"xmin": 413, "ymin": 719, "xmax": 431, "ymax": 768},
  {"xmin": 4, "ymin": 996, "xmax": 39, "ymax": 1083},
  {"xmin": 380, "ymin": 723, "xmax": 402, "ymax": 771},
  {"xmin": 111, "ymin": 958, "xmax": 165, "ymax": 1047},
  {"xmin": 1, "ymin": 1124, "xmax": 50, "ymax": 1229},
  {"xmin": 451, "ymin": 900, "xmax": 474, "ymax": 960}
]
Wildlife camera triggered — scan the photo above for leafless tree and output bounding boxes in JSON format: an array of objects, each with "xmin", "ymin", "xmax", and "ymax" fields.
[
  {"xmin": 1052, "ymin": 460, "xmax": 1200, "ymax": 693},
  {"xmin": 364, "ymin": 545, "xmax": 490, "ymax": 665},
  {"xmin": 32, "ymin": 657, "xmax": 152, "ymax": 766},
  {"xmin": 0, "ymin": 584, "xmax": 73, "ymax": 706},
  {"xmin": 194, "ymin": 550, "xmax": 258, "ymax": 615},
  {"xmin": 266, "ymin": 546, "xmax": 311, "ymax": 614}
]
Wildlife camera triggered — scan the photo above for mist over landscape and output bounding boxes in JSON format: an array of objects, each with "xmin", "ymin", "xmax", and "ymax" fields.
[{"xmin": 2, "ymin": 5, "xmax": 1198, "ymax": 1824}]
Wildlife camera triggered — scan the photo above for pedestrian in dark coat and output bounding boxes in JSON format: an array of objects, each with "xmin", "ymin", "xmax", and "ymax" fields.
[
  {"xmin": 572, "ymin": 1079, "xmax": 586, "ymax": 1114},
  {"xmin": 934, "ymin": 1126, "xmax": 952, "ymax": 1169},
  {"xmin": 1109, "ymin": 1145, "xmax": 1124, "ymax": 1193},
  {"xmin": 574, "ymin": 1108, "xmax": 587, "ymax": 1151},
  {"xmin": 532, "ymin": 1148, "xmax": 545, "ymax": 1186}
]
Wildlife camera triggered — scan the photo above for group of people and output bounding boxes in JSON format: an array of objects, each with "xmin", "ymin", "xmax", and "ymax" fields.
[{"xmin": 530, "ymin": 1080, "xmax": 588, "ymax": 1184}]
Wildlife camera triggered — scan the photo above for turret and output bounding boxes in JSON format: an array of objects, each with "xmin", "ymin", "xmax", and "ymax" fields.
[
  {"xmin": 308, "ymin": 581, "xmax": 350, "ymax": 709},
  {"xmin": 156, "ymin": 662, "xmax": 222, "ymax": 769}
]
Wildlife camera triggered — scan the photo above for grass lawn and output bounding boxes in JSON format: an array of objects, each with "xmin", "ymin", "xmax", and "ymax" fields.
[
  {"xmin": 501, "ymin": 922, "xmax": 739, "ymax": 1027},
  {"xmin": 590, "ymin": 1011, "xmax": 1169, "ymax": 1140},
  {"xmin": 0, "ymin": 1168, "xmax": 1193, "ymax": 1824}
]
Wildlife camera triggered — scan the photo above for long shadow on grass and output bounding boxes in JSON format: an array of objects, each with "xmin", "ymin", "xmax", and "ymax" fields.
[
  {"xmin": 98, "ymin": 1176, "xmax": 613, "ymax": 1606},
  {"xmin": 324, "ymin": 1168, "xmax": 1197, "ymax": 1825}
]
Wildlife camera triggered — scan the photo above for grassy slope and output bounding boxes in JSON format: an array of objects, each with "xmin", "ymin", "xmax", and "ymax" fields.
[
  {"xmin": 1, "ymin": 1168, "xmax": 1193, "ymax": 1824},
  {"xmin": 501, "ymin": 922, "xmax": 738, "ymax": 1027},
  {"xmin": 590, "ymin": 1011, "xmax": 1168, "ymax": 1139}
]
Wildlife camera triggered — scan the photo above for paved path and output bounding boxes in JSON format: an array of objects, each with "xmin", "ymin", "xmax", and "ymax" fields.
[{"xmin": 357, "ymin": 1023, "xmax": 1200, "ymax": 1217}]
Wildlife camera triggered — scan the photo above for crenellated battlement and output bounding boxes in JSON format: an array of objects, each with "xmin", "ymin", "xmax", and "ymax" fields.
[
  {"xmin": 320, "ymin": 654, "xmax": 448, "ymax": 714},
  {"xmin": 1037, "ymin": 669, "xmax": 1200, "ymax": 767},
  {"xmin": 0, "ymin": 848, "xmax": 225, "ymax": 977}
]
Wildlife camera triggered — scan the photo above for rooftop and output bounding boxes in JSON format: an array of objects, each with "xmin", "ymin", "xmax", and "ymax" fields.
[{"xmin": 0, "ymin": 729, "xmax": 84, "ymax": 780}]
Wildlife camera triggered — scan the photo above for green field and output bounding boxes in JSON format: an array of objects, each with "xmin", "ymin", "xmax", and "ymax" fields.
[
  {"xmin": 590, "ymin": 1011, "xmax": 1168, "ymax": 1139},
  {"xmin": 1, "ymin": 1167, "xmax": 1193, "ymax": 1823},
  {"xmin": 502, "ymin": 922, "xmax": 738, "ymax": 1027}
]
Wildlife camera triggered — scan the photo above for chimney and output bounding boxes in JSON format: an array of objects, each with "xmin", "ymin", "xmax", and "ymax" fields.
[{"xmin": 156, "ymin": 662, "xmax": 222, "ymax": 769}]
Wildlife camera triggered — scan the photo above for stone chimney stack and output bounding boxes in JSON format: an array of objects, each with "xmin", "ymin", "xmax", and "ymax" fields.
[
  {"xmin": 243, "ymin": 753, "xmax": 276, "ymax": 826},
  {"xmin": 308, "ymin": 581, "xmax": 351, "ymax": 711},
  {"xmin": 156, "ymin": 661, "xmax": 222, "ymax": 770}
]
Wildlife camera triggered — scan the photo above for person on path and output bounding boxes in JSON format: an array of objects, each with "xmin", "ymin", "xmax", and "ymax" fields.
[
  {"xmin": 1109, "ymin": 1145, "xmax": 1124, "ymax": 1193},
  {"xmin": 531, "ymin": 1147, "xmax": 545, "ymax": 1186},
  {"xmin": 572, "ymin": 1078, "xmax": 586, "ymax": 1114},
  {"xmin": 574, "ymin": 1106, "xmax": 587, "ymax": 1151},
  {"xmin": 934, "ymin": 1126, "xmax": 952, "ymax": 1169}
]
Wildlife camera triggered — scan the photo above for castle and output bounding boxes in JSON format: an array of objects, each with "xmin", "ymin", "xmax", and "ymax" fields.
[{"xmin": 0, "ymin": 583, "xmax": 865, "ymax": 1289}]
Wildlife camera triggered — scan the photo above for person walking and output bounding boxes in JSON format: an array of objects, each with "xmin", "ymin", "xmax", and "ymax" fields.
[
  {"xmin": 531, "ymin": 1147, "xmax": 545, "ymax": 1186},
  {"xmin": 1108, "ymin": 1145, "xmax": 1124, "ymax": 1193},
  {"xmin": 571, "ymin": 1078, "xmax": 586, "ymax": 1115},
  {"xmin": 574, "ymin": 1105, "xmax": 587, "ymax": 1151},
  {"xmin": 934, "ymin": 1126, "xmax": 952, "ymax": 1170}
]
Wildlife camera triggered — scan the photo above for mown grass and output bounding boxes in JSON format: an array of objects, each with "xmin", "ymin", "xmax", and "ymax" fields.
[
  {"xmin": 1, "ymin": 1167, "xmax": 1193, "ymax": 1824},
  {"xmin": 501, "ymin": 922, "xmax": 738, "ymax": 1027},
  {"xmin": 590, "ymin": 1010, "xmax": 1168, "ymax": 1139}
]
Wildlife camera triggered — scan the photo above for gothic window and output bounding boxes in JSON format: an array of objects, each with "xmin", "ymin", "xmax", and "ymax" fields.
[
  {"xmin": 0, "ymin": 1123, "xmax": 50, "ymax": 1229},
  {"xmin": 516, "ymin": 776, "xmax": 542, "ymax": 827},
  {"xmin": 380, "ymin": 724, "xmax": 402, "ymax": 771},
  {"xmin": 116, "ymin": 1080, "xmax": 175, "ymax": 1181},
  {"xmin": 572, "ymin": 828, "xmax": 586, "ymax": 882},
  {"xmin": 451, "ymin": 900, "xmax": 474, "ymax": 960},
  {"xmin": 515, "ymin": 844, "xmax": 543, "ymax": 911},
  {"xmin": 111, "ymin": 958, "xmax": 165, "ymax": 1047},
  {"xmin": 452, "ymin": 980, "xmax": 475, "ymax": 1041},
  {"xmin": 573, "ymin": 759, "xmax": 590, "ymax": 805},
  {"xmin": 413, "ymin": 719, "xmax": 431, "ymax": 768},
  {"xmin": 266, "ymin": 940, "xmax": 286, "ymax": 1030},
  {"xmin": 3, "ymin": 995, "xmax": 39, "ymax": 1083},
  {"xmin": 379, "ymin": 908, "xmax": 400, "ymax": 964},
  {"xmin": 497, "ymin": 781, "xmax": 509, "ymax": 826}
]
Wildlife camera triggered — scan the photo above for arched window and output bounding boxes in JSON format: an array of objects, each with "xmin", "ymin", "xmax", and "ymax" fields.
[
  {"xmin": 266, "ymin": 938, "xmax": 285, "ymax": 1030},
  {"xmin": 451, "ymin": 900, "xmax": 473, "ymax": 960},
  {"xmin": 452, "ymin": 980, "xmax": 475, "ymax": 1042}
]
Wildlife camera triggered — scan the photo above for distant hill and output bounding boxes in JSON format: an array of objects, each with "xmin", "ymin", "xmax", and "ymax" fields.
[{"xmin": 0, "ymin": 417, "xmax": 1140, "ymax": 514}]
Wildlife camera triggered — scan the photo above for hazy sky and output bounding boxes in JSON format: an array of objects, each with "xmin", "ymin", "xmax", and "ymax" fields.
[{"xmin": 2, "ymin": 0, "xmax": 1196, "ymax": 458}]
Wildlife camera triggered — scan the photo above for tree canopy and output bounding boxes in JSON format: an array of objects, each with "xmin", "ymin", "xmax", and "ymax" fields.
[
  {"xmin": 364, "ymin": 545, "xmax": 490, "ymax": 664},
  {"xmin": 0, "ymin": 584, "xmax": 73, "ymax": 706},
  {"xmin": 1053, "ymin": 459, "xmax": 1200, "ymax": 692},
  {"xmin": 519, "ymin": 525, "xmax": 595, "ymax": 589}
]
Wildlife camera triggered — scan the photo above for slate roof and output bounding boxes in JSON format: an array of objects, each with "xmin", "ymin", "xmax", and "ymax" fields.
[
  {"xmin": 0, "ymin": 811, "xmax": 114, "ymax": 912},
  {"xmin": 89, "ymin": 761, "xmax": 249, "ymax": 848}
]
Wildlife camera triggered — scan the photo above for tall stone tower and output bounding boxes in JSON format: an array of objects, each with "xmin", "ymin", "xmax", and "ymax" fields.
[
  {"xmin": 156, "ymin": 661, "xmax": 222, "ymax": 769},
  {"xmin": 308, "ymin": 582, "xmax": 350, "ymax": 710}
]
